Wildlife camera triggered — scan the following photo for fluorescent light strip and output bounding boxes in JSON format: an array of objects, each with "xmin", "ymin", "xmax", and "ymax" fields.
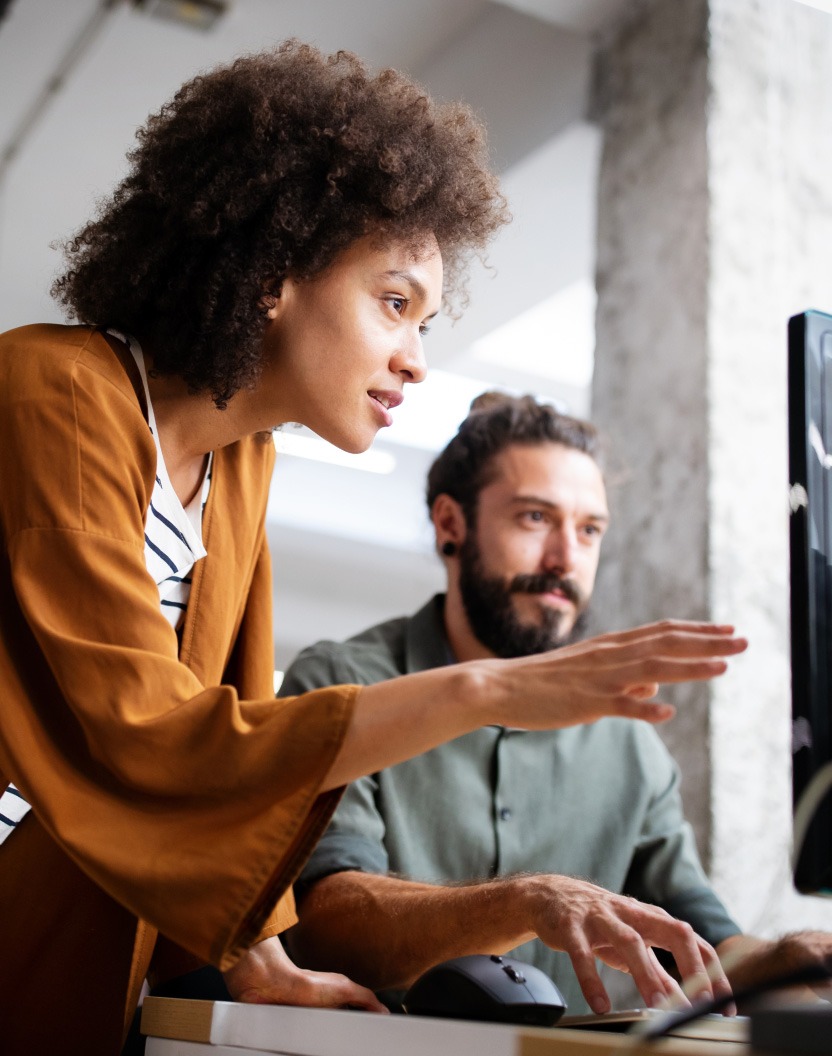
[
  {"xmin": 273, "ymin": 432, "xmax": 396, "ymax": 475},
  {"xmin": 794, "ymin": 0, "xmax": 832, "ymax": 15}
]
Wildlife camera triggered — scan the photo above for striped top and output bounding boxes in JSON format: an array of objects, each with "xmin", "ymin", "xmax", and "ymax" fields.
[
  {"xmin": 119, "ymin": 330, "xmax": 214, "ymax": 630},
  {"xmin": 0, "ymin": 332, "xmax": 212, "ymax": 844},
  {"xmin": 0, "ymin": 785, "xmax": 29, "ymax": 845}
]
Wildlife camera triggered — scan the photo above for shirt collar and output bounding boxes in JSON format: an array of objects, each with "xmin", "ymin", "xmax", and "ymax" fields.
[
  {"xmin": 404, "ymin": 594, "xmax": 456, "ymax": 674},
  {"xmin": 404, "ymin": 592, "xmax": 526, "ymax": 736}
]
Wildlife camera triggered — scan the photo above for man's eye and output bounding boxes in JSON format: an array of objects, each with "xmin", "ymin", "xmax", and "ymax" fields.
[{"xmin": 523, "ymin": 510, "xmax": 545, "ymax": 523}]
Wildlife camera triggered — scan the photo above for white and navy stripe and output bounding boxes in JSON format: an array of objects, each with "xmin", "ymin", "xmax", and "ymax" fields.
[
  {"xmin": 120, "ymin": 330, "xmax": 213, "ymax": 631},
  {"xmin": 1, "ymin": 332, "xmax": 212, "ymax": 844},
  {"xmin": 0, "ymin": 785, "xmax": 30, "ymax": 846},
  {"xmin": 146, "ymin": 460, "xmax": 212, "ymax": 629}
]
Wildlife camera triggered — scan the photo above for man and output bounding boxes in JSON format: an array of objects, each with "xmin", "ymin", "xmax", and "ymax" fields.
[{"xmin": 283, "ymin": 392, "xmax": 828, "ymax": 1016}]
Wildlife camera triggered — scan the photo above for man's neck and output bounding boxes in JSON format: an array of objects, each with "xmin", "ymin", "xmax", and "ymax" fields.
[{"xmin": 442, "ymin": 588, "xmax": 495, "ymax": 663}]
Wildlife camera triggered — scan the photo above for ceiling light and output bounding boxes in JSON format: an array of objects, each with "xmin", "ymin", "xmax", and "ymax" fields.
[
  {"xmin": 793, "ymin": 0, "xmax": 832, "ymax": 14},
  {"xmin": 131, "ymin": 0, "xmax": 229, "ymax": 31},
  {"xmin": 273, "ymin": 432, "xmax": 396, "ymax": 475}
]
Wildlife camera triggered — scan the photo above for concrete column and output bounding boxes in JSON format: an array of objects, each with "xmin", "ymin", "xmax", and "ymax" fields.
[{"xmin": 590, "ymin": 0, "xmax": 832, "ymax": 935}]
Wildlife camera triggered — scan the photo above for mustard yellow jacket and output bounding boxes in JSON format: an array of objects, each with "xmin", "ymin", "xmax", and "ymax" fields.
[{"xmin": 0, "ymin": 325, "xmax": 356, "ymax": 1053}]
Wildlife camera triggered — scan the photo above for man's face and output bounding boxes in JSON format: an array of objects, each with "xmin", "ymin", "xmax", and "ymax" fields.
[{"xmin": 457, "ymin": 442, "xmax": 609, "ymax": 658}]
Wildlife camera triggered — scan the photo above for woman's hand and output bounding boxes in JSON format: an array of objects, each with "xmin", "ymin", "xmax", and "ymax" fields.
[
  {"xmin": 223, "ymin": 935, "xmax": 388, "ymax": 1012},
  {"xmin": 482, "ymin": 619, "xmax": 748, "ymax": 729}
]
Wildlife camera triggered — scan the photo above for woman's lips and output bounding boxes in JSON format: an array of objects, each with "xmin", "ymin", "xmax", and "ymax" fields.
[{"xmin": 368, "ymin": 389, "xmax": 403, "ymax": 427}]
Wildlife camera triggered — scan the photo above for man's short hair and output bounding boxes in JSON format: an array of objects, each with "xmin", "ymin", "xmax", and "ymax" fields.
[{"xmin": 426, "ymin": 391, "xmax": 601, "ymax": 521}]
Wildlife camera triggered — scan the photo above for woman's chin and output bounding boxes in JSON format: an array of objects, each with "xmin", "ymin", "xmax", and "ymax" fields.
[{"xmin": 333, "ymin": 430, "xmax": 377, "ymax": 455}]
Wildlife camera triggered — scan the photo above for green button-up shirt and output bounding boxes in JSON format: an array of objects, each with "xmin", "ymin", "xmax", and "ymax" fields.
[{"xmin": 283, "ymin": 595, "xmax": 740, "ymax": 1013}]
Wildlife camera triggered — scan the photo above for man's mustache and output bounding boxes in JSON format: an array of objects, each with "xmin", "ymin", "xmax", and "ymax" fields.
[{"xmin": 508, "ymin": 572, "xmax": 584, "ymax": 608}]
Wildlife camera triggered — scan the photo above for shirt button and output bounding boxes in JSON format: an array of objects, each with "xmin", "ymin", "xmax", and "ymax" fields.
[{"xmin": 499, "ymin": 807, "xmax": 512, "ymax": 821}]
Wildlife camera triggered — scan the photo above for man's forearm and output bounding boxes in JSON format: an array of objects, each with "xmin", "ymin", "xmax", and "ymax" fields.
[
  {"xmin": 289, "ymin": 869, "xmax": 732, "ymax": 1015},
  {"xmin": 289, "ymin": 871, "xmax": 535, "ymax": 991}
]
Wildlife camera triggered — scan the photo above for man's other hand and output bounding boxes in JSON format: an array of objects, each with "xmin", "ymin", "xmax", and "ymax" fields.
[{"xmin": 718, "ymin": 931, "xmax": 832, "ymax": 1007}]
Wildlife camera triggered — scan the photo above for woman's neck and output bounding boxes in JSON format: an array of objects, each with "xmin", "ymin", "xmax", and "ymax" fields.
[{"xmin": 128, "ymin": 337, "xmax": 290, "ymax": 501}]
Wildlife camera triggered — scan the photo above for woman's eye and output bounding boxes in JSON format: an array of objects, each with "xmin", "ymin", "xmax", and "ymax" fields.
[
  {"xmin": 387, "ymin": 296, "xmax": 408, "ymax": 315},
  {"xmin": 419, "ymin": 323, "xmax": 431, "ymax": 336}
]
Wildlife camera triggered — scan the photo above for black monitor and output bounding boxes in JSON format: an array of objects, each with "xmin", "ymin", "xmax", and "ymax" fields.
[{"xmin": 789, "ymin": 309, "xmax": 832, "ymax": 894}]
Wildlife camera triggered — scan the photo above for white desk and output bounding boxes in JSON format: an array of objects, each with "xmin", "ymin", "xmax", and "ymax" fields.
[{"xmin": 140, "ymin": 998, "xmax": 768, "ymax": 1056}]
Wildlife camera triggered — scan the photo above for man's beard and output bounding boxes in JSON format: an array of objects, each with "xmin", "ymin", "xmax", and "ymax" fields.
[{"xmin": 458, "ymin": 536, "xmax": 589, "ymax": 659}]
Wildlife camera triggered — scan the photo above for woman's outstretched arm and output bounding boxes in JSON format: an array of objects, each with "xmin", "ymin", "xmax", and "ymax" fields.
[{"xmin": 321, "ymin": 619, "xmax": 747, "ymax": 791}]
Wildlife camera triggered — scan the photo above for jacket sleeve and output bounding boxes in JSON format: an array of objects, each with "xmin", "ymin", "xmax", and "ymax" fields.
[
  {"xmin": 0, "ymin": 327, "xmax": 355, "ymax": 969},
  {"xmin": 281, "ymin": 645, "xmax": 390, "ymax": 890}
]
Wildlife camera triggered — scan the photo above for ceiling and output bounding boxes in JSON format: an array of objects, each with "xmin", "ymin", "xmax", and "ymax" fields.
[{"xmin": 0, "ymin": 0, "xmax": 633, "ymax": 667}]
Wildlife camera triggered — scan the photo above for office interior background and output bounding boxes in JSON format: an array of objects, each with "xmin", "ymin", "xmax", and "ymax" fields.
[{"xmin": 2, "ymin": 0, "xmax": 832, "ymax": 945}]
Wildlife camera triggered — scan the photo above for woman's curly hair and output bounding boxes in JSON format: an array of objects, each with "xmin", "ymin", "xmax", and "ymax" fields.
[{"xmin": 52, "ymin": 40, "xmax": 509, "ymax": 405}]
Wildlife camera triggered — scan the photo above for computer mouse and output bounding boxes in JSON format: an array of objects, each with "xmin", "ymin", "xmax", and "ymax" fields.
[{"xmin": 402, "ymin": 953, "xmax": 567, "ymax": 1027}]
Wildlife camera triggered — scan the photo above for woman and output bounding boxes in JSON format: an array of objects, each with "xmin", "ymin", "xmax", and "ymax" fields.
[{"xmin": 0, "ymin": 41, "xmax": 744, "ymax": 1055}]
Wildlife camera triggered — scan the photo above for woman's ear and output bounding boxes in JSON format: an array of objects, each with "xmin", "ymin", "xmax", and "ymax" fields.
[{"xmin": 258, "ymin": 281, "xmax": 283, "ymax": 319}]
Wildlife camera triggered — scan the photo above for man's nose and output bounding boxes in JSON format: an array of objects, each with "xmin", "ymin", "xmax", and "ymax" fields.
[{"xmin": 542, "ymin": 528, "xmax": 577, "ymax": 575}]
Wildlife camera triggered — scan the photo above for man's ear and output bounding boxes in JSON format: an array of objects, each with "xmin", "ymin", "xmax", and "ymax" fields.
[{"xmin": 431, "ymin": 493, "xmax": 467, "ymax": 555}]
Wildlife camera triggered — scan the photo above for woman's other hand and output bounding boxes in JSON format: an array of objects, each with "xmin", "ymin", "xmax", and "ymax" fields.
[{"xmin": 223, "ymin": 935, "xmax": 388, "ymax": 1012}]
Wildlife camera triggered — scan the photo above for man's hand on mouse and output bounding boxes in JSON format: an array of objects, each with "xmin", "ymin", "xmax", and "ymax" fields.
[{"xmin": 517, "ymin": 874, "xmax": 736, "ymax": 1015}]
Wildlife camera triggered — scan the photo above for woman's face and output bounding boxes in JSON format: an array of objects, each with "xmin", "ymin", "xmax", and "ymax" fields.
[{"xmin": 259, "ymin": 234, "xmax": 443, "ymax": 453}]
